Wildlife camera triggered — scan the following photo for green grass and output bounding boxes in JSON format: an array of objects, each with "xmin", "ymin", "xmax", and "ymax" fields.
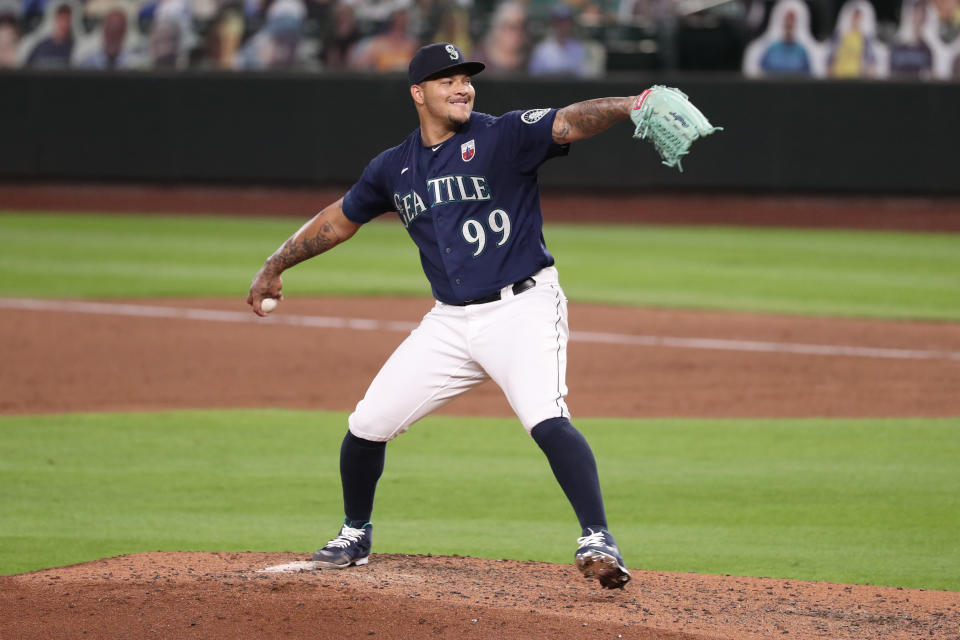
[
  {"xmin": 1, "ymin": 212, "xmax": 959, "ymax": 319},
  {"xmin": 2, "ymin": 411, "xmax": 957, "ymax": 591}
]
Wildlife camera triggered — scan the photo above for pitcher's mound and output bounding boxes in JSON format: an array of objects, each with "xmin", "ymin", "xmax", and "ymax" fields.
[{"xmin": 2, "ymin": 552, "xmax": 957, "ymax": 639}]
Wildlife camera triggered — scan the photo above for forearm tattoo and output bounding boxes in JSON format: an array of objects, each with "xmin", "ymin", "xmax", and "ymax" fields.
[
  {"xmin": 553, "ymin": 97, "xmax": 633, "ymax": 144},
  {"xmin": 267, "ymin": 214, "xmax": 342, "ymax": 273}
]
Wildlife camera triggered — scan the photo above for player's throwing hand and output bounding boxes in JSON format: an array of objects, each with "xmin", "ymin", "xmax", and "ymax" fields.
[{"xmin": 246, "ymin": 269, "xmax": 283, "ymax": 317}]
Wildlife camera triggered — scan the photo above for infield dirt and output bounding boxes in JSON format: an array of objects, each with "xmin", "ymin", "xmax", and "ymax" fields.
[
  {"xmin": 3, "ymin": 297, "xmax": 960, "ymax": 418},
  {"xmin": 3, "ymin": 551, "xmax": 959, "ymax": 639}
]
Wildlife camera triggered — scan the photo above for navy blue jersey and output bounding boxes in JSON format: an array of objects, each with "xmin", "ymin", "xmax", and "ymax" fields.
[{"xmin": 341, "ymin": 108, "xmax": 569, "ymax": 304}]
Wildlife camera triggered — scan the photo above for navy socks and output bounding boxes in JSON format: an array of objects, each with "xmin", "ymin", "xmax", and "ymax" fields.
[
  {"xmin": 340, "ymin": 419, "xmax": 607, "ymax": 534},
  {"xmin": 531, "ymin": 417, "xmax": 608, "ymax": 532},
  {"xmin": 340, "ymin": 431, "xmax": 385, "ymax": 528}
]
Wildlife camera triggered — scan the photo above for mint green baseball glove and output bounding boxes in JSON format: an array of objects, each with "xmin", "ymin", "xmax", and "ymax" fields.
[{"xmin": 630, "ymin": 86, "xmax": 722, "ymax": 172}]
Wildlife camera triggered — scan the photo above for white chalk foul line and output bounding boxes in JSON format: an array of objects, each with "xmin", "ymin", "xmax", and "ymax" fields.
[
  {"xmin": 571, "ymin": 331, "xmax": 960, "ymax": 361},
  {"xmin": 0, "ymin": 298, "xmax": 419, "ymax": 332},
  {"xmin": 2, "ymin": 298, "xmax": 958, "ymax": 362}
]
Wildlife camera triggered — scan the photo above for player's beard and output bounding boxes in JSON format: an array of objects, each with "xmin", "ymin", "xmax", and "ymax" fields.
[
  {"xmin": 445, "ymin": 100, "xmax": 472, "ymax": 128},
  {"xmin": 447, "ymin": 111, "xmax": 470, "ymax": 127}
]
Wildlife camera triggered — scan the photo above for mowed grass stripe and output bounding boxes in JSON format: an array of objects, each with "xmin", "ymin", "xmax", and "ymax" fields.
[
  {"xmin": 1, "ymin": 212, "xmax": 958, "ymax": 319},
  {"xmin": 1, "ymin": 411, "xmax": 957, "ymax": 591}
]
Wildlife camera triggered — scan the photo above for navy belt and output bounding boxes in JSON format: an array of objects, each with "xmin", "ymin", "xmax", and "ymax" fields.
[{"xmin": 461, "ymin": 277, "xmax": 536, "ymax": 306}]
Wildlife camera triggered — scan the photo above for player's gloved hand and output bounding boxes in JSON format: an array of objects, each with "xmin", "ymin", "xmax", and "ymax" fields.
[{"xmin": 630, "ymin": 86, "xmax": 722, "ymax": 172}]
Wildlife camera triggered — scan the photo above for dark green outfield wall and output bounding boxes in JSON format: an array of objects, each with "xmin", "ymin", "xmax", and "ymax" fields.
[{"xmin": 1, "ymin": 71, "xmax": 957, "ymax": 193}]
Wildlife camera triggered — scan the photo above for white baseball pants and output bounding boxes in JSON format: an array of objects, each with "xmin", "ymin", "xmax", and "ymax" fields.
[{"xmin": 348, "ymin": 266, "xmax": 570, "ymax": 441}]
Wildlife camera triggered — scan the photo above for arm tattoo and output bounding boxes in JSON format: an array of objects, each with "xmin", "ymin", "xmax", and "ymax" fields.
[
  {"xmin": 553, "ymin": 97, "xmax": 633, "ymax": 144},
  {"xmin": 553, "ymin": 116, "xmax": 571, "ymax": 144},
  {"xmin": 268, "ymin": 213, "xmax": 343, "ymax": 273}
]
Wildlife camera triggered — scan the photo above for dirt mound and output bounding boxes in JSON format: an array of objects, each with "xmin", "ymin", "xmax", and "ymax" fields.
[{"xmin": 3, "ymin": 552, "xmax": 958, "ymax": 640}]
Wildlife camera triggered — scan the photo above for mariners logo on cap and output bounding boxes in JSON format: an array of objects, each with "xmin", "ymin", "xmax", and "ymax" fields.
[
  {"xmin": 445, "ymin": 44, "xmax": 459, "ymax": 60},
  {"xmin": 461, "ymin": 139, "xmax": 476, "ymax": 162}
]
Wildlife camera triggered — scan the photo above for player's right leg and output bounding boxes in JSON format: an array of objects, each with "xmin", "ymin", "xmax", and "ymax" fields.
[
  {"xmin": 348, "ymin": 302, "xmax": 488, "ymax": 441},
  {"xmin": 312, "ymin": 431, "xmax": 382, "ymax": 568},
  {"xmin": 313, "ymin": 302, "xmax": 488, "ymax": 567}
]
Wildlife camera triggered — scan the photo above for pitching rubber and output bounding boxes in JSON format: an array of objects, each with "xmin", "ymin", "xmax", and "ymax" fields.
[
  {"xmin": 258, "ymin": 561, "xmax": 320, "ymax": 574},
  {"xmin": 258, "ymin": 556, "xmax": 369, "ymax": 573},
  {"xmin": 312, "ymin": 556, "xmax": 370, "ymax": 570}
]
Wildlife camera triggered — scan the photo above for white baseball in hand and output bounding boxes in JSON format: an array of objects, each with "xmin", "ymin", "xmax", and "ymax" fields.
[{"xmin": 261, "ymin": 298, "xmax": 278, "ymax": 314}]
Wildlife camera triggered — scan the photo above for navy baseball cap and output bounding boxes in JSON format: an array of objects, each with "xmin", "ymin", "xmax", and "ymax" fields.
[{"xmin": 408, "ymin": 42, "xmax": 485, "ymax": 85}]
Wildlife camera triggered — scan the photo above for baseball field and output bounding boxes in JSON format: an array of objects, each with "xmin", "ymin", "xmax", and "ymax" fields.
[{"xmin": 1, "ymin": 186, "xmax": 959, "ymax": 639}]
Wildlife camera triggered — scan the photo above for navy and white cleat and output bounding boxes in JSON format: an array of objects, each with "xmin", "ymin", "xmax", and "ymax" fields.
[
  {"xmin": 312, "ymin": 523, "xmax": 372, "ymax": 568},
  {"xmin": 575, "ymin": 528, "xmax": 631, "ymax": 589}
]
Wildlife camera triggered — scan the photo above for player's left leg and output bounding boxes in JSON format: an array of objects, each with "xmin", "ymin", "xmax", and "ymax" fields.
[
  {"xmin": 531, "ymin": 417, "xmax": 629, "ymax": 589},
  {"xmin": 473, "ymin": 267, "xmax": 630, "ymax": 589}
]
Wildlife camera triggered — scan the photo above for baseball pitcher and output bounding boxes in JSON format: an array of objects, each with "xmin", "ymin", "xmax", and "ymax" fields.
[{"xmin": 247, "ymin": 42, "xmax": 720, "ymax": 589}]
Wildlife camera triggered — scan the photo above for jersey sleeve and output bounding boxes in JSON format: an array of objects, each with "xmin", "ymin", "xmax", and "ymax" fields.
[
  {"xmin": 499, "ymin": 108, "xmax": 570, "ymax": 174},
  {"xmin": 341, "ymin": 151, "xmax": 395, "ymax": 224}
]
